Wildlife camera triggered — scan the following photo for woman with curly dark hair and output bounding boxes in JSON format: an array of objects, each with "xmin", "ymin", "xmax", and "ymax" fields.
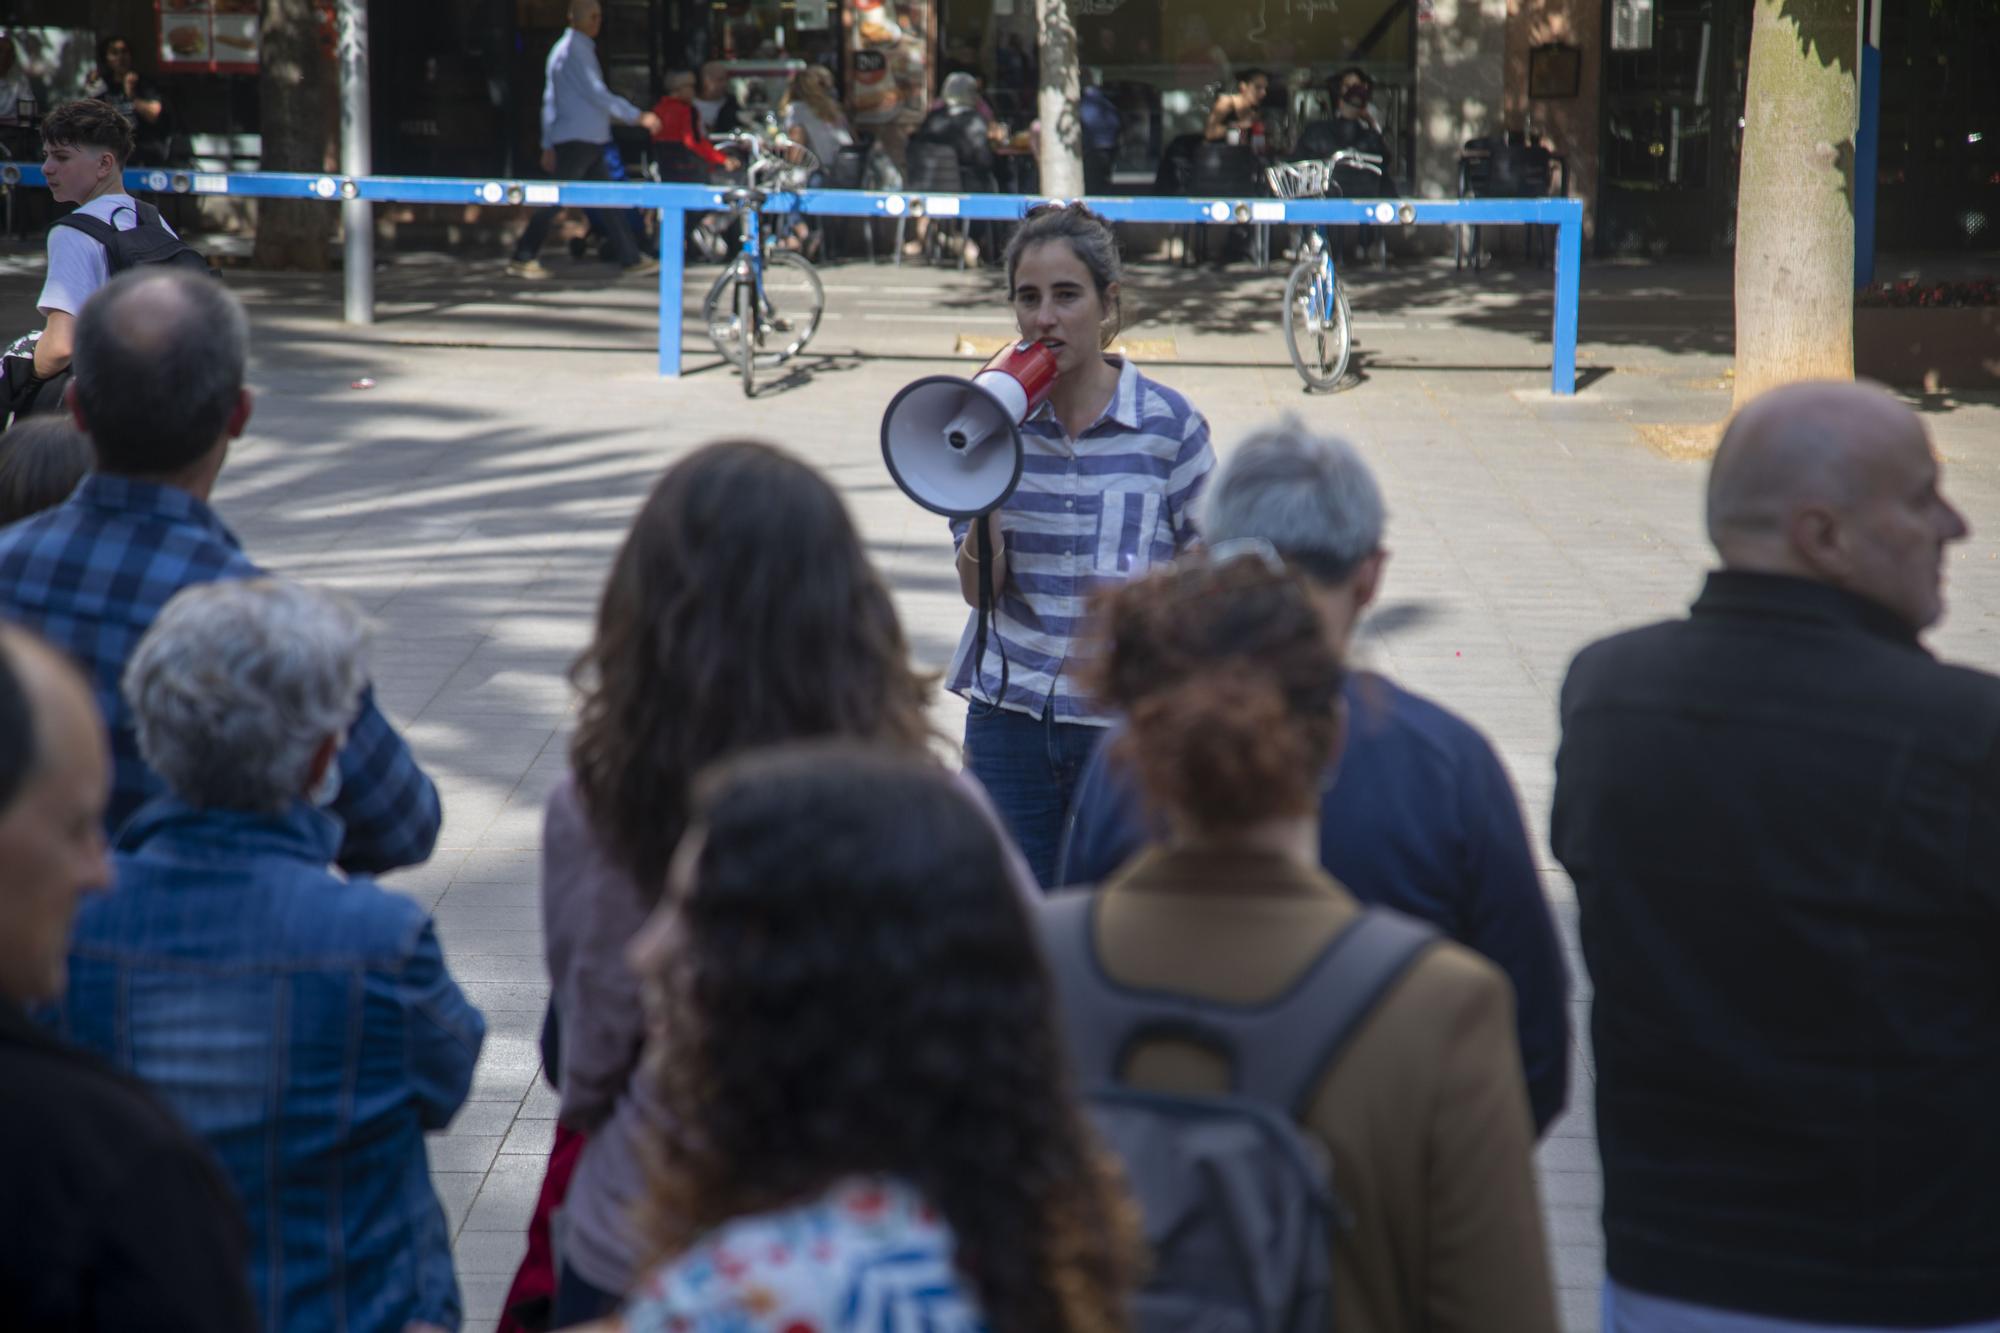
[
  {"xmin": 537, "ymin": 440, "xmax": 938, "ymax": 1326},
  {"xmin": 603, "ymin": 743, "xmax": 1138, "ymax": 1333},
  {"xmin": 1056, "ymin": 549, "xmax": 1557, "ymax": 1333}
]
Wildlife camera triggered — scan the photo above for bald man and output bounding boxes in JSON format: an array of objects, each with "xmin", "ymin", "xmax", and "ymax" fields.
[
  {"xmin": 1553, "ymin": 381, "xmax": 2000, "ymax": 1333},
  {"xmin": 0, "ymin": 268, "xmax": 442, "ymax": 874},
  {"xmin": 507, "ymin": 0, "xmax": 662, "ymax": 279},
  {"xmin": 0, "ymin": 626, "xmax": 255, "ymax": 1330}
]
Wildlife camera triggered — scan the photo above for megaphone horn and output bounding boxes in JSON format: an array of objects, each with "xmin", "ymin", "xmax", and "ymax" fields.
[{"xmin": 881, "ymin": 339, "xmax": 1059, "ymax": 520}]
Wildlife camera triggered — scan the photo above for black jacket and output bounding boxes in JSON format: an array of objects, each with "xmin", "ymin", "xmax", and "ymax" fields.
[
  {"xmin": 1553, "ymin": 570, "xmax": 2000, "ymax": 1325},
  {"xmin": 0, "ymin": 1001, "xmax": 255, "ymax": 1331},
  {"xmin": 913, "ymin": 105, "xmax": 996, "ymax": 190}
]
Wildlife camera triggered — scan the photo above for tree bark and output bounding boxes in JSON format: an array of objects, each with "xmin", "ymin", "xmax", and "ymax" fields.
[
  {"xmin": 255, "ymin": 0, "xmax": 337, "ymax": 271},
  {"xmin": 1035, "ymin": 0, "xmax": 1083, "ymax": 198},
  {"xmin": 1731, "ymin": 0, "xmax": 1858, "ymax": 409}
]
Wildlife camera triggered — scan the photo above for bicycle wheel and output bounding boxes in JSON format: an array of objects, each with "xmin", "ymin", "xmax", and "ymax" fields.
[
  {"xmin": 753, "ymin": 250, "xmax": 825, "ymax": 365},
  {"xmin": 737, "ymin": 273, "xmax": 757, "ymax": 396},
  {"xmin": 1282, "ymin": 258, "xmax": 1353, "ymax": 392},
  {"xmin": 703, "ymin": 263, "xmax": 751, "ymax": 368}
]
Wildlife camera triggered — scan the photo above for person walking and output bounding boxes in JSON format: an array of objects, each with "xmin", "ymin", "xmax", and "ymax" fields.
[
  {"xmin": 951, "ymin": 203, "xmax": 1215, "ymax": 887},
  {"xmin": 1553, "ymin": 380, "xmax": 2000, "ymax": 1333},
  {"xmin": 508, "ymin": 0, "xmax": 661, "ymax": 280}
]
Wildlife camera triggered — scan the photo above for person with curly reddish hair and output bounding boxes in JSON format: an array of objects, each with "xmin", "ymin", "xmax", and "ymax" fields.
[
  {"xmin": 592, "ymin": 743, "xmax": 1139, "ymax": 1333},
  {"xmin": 1058, "ymin": 551, "xmax": 1557, "ymax": 1333}
]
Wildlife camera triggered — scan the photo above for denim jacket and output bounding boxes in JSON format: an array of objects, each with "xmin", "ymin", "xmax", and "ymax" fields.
[{"xmin": 61, "ymin": 798, "xmax": 487, "ymax": 1333}]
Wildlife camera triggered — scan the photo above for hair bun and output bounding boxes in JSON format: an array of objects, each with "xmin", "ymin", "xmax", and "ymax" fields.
[{"xmin": 1124, "ymin": 665, "xmax": 1326, "ymax": 828}]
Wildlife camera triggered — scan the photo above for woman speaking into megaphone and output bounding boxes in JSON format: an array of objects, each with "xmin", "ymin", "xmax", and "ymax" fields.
[{"xmin": 950, "ymin": 203, "xmax": 1216, "ymax": 888}]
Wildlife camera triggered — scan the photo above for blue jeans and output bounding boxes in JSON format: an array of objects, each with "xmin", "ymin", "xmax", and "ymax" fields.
[{"xmin": 964, "ymin": 704, "xmax": 1103, "ymax": 889}]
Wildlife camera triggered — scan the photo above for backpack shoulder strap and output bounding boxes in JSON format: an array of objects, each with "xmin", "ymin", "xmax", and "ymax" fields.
[
  {"xmin": 1230, "ymin": 908, "xmax": 1440, "ymax": 1117},
  {"xmin": 1038, "ymin": 890, "xmax": 1178, "ymax": 1088},
  {"xmin": 1038, "ymin": 891, "xmax": 1439, "ymax": 1117},
  {"xmin": 51, "ymin": 212, "xmax": 120, "ymax": 247}
]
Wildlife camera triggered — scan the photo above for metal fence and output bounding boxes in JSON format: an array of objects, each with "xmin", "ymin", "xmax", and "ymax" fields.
[{"xmin": 3, "ymin": 164, "xmax": 1584, "ymax": 393}]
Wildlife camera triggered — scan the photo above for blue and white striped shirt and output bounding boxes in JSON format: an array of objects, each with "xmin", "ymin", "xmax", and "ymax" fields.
[{"xmin": 949, "ymin": 357, "xmax": 1214, "ymax": 724}]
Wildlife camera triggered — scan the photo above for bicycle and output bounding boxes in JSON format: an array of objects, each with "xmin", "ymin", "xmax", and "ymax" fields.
[
  {"xmin": 701, "ymin": 131, "xmax": 826, "ymax": 397},
  {"xmin": 1265, "ymin": 149, "xmax": 1383, "ymax": 392}
]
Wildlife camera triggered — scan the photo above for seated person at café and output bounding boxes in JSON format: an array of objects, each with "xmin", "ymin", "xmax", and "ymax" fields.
[
  {"xmin": 1204, "ymin": 67, "xmax": 1270, "ymax": 147},
  {"xmin": 1295, "ymin": 66, "xmax": 1389, "ymax": 193}
]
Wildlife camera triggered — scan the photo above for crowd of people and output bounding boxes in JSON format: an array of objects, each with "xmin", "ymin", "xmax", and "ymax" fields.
[{"xmin": 3, "ymin": 64, "xmax": 1996, "ymax": 1333}]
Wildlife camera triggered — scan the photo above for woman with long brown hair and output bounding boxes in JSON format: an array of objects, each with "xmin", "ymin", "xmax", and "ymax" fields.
[
  {"xmin": 539, "ymin": 440, "xmax": 934, "ymax": 1326},
  {"xmin": 608, "ymin": 743, "xmax": 1138, "ymax": 1333}
]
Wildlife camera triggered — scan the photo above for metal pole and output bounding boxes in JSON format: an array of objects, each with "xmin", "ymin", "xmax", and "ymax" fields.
[
  {"xmin": 339, "ymin": 0, "xmax": 374, "ymax": 325},
  {"xmin": 658, "ymin": 207, "xmax": 684, "ymax": 377},
  {"xmin": 1552, "ymin": 200, "xmax": 1582, "ymax": 395}
]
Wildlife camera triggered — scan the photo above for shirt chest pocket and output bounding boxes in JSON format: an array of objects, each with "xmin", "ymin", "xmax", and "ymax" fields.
[{"xmin": 1094, "ymin": 485, "xmax": 1166, "ymax": 577}]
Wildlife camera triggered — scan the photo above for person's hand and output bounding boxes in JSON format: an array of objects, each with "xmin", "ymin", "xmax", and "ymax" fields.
[
  {"xmin": 639, "ymin": 110, "xmax": 663, "ymax": 134},
  {"xmin": 122, "ymin": 71, "xmax": 141, "ymax": 98},
  {"xmin": 540, "ymin": 147, "xmax": 557, "ymax": 174}
]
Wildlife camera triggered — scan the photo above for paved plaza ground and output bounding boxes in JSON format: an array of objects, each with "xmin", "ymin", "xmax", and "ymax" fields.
[{"xmin": 6, "ymin": 240, "xmax": 1998, "ymax": 1331}]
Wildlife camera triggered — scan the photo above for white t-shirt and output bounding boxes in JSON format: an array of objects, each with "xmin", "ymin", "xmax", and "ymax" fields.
[
  {"xmin": 784, "ymin": 103, "xmax": 852, "ymax": 168},
  {"xmin": 38, "ymin": 194, "xmax": 180, "ymax": 318}
]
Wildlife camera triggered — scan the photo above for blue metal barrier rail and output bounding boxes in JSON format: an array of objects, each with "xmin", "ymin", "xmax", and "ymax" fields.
[{"xmin": 2, "ymin": 164, "xmax": 1585, "ymax": 393}]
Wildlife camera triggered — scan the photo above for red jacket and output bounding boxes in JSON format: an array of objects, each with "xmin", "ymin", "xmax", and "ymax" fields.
[{"xmin": 650, "ymin": 95, "xmax": 729, "ymax": 168}]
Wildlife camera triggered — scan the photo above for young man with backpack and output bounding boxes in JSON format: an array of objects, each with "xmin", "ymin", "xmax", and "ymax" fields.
[{"xmin": 23, "ymin": 100, "xmax": 203, "ymax": 404}]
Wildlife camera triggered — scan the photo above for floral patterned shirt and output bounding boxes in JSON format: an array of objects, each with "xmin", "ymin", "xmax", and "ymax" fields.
[{"xmin": 620, "ymin": 1177, "xmax": 988, "ymax": 1333}]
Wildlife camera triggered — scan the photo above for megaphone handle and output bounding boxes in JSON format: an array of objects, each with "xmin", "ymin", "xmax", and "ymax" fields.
[{"xmin": 970, "ymin": 515, "xmax": 1010, "ymax": 713}]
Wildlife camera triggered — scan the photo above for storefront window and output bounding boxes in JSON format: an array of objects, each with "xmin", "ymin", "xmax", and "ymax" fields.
[{"xmin": 939, "ymin": 0, "xmax": 1415, "ymax": 183}]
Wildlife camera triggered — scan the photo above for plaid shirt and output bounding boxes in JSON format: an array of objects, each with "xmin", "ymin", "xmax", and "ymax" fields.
[
  {"xmin": 0, "ymin": 475, "xmax": 441, "ymax": 875},
  {"xmin": 949, "ymin": 357, "xmax": 1215, "ymax": 723}
]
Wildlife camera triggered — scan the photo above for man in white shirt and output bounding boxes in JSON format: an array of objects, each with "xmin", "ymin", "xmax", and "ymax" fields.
[
  {"xmin": 507, "ymin": 0, "xmax": 661, "ymax": 279},
  {"xmin": 0, "ymin": 34, "xmax": 35, "ymax": 125},
  {"xmin": 35, "ymin": 100, "xmax": 163, "ymax": 384}
]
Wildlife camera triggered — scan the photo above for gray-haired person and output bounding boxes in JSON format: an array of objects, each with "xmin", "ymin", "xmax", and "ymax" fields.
[
  {"xmin": 58, "ymin": 578, "xmax": 485, "ymax": 1333},
  {"xmin": 1060, "ymin": 417, "xmax": 1572, "ymax": 1135}
]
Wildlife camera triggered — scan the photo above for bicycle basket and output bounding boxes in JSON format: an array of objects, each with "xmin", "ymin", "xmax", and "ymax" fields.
[{"xmin": 1267, "ymin": 159, "xmax": 1334, "ymax": 200}]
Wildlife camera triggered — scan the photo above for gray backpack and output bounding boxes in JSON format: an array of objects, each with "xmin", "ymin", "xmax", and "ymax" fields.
[{"xmin": 1039, "ymin": 892, "xmax": 1438, "ymax": 1333}]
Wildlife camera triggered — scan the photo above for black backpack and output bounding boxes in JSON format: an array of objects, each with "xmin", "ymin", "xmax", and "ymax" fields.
[
  {"xmin": 1038, "ymin": 891, "xmax": 1439, "ymax": 1333},
  {"xmin": 51, "ymin": 201, "xmax": 210, "ymax": 277}
]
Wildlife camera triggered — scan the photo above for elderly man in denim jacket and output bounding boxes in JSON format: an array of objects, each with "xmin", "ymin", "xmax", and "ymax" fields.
[{"xmin": 61, "ymin": 578, "xmax": 486, "ymax": 1333}]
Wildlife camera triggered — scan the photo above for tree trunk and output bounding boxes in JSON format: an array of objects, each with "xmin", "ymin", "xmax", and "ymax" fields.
[
  {"xmin": 1731, "ymin": 0, "xmax": 1858, "ymax": 409},
  {"xmin": 1035, "ymin": 0, "xmax": 1083, "ymax": 198},
  {"xmin": 255, "ymin": 0, "xmax": 337, "ymax": 271}
]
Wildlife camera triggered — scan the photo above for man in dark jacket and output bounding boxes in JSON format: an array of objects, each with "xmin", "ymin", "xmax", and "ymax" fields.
[
  {"xmin": 1553, "ymin": 380, "xmax": 1996, "ymax": 1331},
  {"xmin": 0, "ymin": 624, "xmax": 255, "ymax": 1331},
  {"xmin": 1061, "ymin": 420, "xmax": 1571, "ymax": 1135}
]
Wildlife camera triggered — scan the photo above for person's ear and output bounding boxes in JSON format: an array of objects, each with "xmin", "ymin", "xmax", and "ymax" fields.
[
  {"xmin": 1787, "ymin": 503, "xmax": 1849, "ymax": 580},
  {"xmin": 65, "ymin": 379, "xmax": 87, "ymax": 433},
  {"xmin": 1351, "ymin": 548, "xmax": 1387, "ymax": 614},
  {"xmin": 302, "ymin": 734, "xmax": 340, "ymax": 798},
  {"xmin": 225, "ymin": 387, "xmax": 254, "ymax": 440}
]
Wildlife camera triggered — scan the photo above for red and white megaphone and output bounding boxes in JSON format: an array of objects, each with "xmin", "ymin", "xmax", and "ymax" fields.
[{"xmin": 880, "ymin": 339, "xmax": 1059, "ymax": 519}]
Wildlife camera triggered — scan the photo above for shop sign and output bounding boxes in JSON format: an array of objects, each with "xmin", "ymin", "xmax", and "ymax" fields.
[{"xmin": 158, "ymin": 0, "xmax": 262, "ymax": 74}]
